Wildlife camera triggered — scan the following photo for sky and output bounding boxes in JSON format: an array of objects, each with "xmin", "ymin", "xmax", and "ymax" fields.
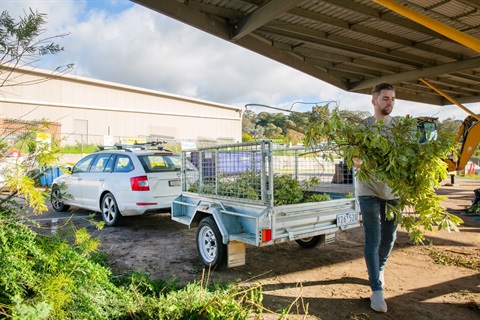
[{"xmin": 1, "ymin": 0, "xmax": 478, "ymax": 121}]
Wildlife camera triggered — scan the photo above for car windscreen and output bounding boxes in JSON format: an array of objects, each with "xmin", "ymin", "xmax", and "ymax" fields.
[{"xmin": 138, "ymin": 154, "xmax": 181, "ymax": 173}]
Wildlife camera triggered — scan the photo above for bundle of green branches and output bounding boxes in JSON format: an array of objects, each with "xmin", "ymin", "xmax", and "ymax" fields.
[{"xmin": 303, "ymin": 105, "xmax": 462, "ymax": 244}]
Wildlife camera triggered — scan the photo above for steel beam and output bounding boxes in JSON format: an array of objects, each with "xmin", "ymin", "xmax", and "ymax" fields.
[
  {"xmin": 419, "ymin": 77, "xmax": 480, "ymax": 121},
  {"xmin": 373, "ymin": 0, "xmax": 480, "ymax": 52}
]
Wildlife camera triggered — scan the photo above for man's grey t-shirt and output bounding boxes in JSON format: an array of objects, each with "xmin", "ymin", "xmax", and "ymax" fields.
[{"xmin": 355, "ymin": 116, "xmax": 399, "ymax": 200}]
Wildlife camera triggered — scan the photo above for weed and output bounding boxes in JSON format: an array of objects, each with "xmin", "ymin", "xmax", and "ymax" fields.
[
  {"xmin": 457, "ymin": 173, "xmax": 480, "ymax": 179},
  {"xmin": 349, "ymin": 312, "xmax": 371, "ymax": 319},
  {"xmin": 429, "ymin": 249, "xmax": 479, "ymax": 271}
]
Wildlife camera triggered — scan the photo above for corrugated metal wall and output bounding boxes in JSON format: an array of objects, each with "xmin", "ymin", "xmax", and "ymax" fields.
[{"xmin": 0, "ymin": 66, "xmax": 242, "ymax": 147}]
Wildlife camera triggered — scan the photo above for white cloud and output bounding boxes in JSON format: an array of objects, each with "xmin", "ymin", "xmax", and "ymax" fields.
[{"xmin": 1, "ymin": 0, "xmax": 478, "ymax": 121}]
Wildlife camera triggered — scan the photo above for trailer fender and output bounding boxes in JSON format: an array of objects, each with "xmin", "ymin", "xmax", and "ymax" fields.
[
  {"xmin": 184, "ymin": 199, "xmax": 219, "ymax": 227},
  {"xmin": 191, "ymin": 203, "xmax": 245, "ymax": 245},
  {"xmin": 211, "ymin": 208, "xmax": 245, "ymax": 245}
]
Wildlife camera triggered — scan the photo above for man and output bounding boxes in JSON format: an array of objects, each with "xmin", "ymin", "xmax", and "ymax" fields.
[{"xmin": 354, "ymin": 83, "xmax": 399, "ymax": 313}]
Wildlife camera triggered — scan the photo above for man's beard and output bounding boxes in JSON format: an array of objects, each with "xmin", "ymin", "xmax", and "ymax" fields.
[{"xmin": 381, "ymin": 107, "xmax": 392, "ymax": 115}]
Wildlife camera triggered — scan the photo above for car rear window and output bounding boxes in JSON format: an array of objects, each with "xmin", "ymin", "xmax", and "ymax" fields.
[{"xmin": 138, "ymin": 154, "xmax": 181, "ymax": 173}]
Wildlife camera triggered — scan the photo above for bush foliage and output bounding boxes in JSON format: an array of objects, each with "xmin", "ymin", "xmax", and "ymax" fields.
[
  {"xmin": 0, "ymin": 202, "xmax": 263, "ymax": 319},
  {"xmin": 188, "ymin": 172, "xmax": 336, "ymax": 205},
  {"xmin": 303, "ymin": 105, "xmax": 463, "ymax": 243}
]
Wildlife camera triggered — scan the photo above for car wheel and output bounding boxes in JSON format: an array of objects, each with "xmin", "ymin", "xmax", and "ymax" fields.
[
  {"xmin": 295, "ymin": 235, "xmax": 326, "ymax": 249},
  {"xmin": 50, "ymin": 185, "xmax": 70, "ymax": 212},
  {"xmin": 196, "ymin": 216, "xmax": 227, "ymax": 269},
  {"xmin": 101, "ymin": 192, "xmax": 121, "ymax": 227}
]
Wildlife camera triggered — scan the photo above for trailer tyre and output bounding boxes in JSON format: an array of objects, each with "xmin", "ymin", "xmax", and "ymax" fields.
[
  {"xmin": 196, "ymin": 216, "xmax": 227, "ymax": 269},
  {"xmin": 295, "ymin": 235, "xmax": 326, "ymax": 249}
]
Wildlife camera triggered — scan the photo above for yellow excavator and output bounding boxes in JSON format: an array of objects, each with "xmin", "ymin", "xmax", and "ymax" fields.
[
  {"xmin": 444, "ymin": 115, "xmax": 480, "ymax": 173},
  {"xmin": 414, "ymin": 78, "xmax": 480, "ymax": 174},
  {"xmin": 416, "ymin": 114, "xmax": 480, "ymax": 173}
]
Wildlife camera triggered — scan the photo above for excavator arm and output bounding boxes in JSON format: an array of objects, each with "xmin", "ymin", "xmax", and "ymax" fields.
[{"xmin": 445, "ymin": 115, "xmax": 480, "ymax": 172}]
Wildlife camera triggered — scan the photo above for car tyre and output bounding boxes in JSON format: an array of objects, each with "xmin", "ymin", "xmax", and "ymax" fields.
[
  {"xmin": 101, "ymin": 192, "xmax": 122, "ymax": 227},
  {"xmin": 50, "ymin": 185, "xmax": 70, "ymax": 212},
  {"xmin": 295, "ymin": 235, "xmax": 326, "ymax": 249},
  {"xmin": 196, "ymin": 216, "xmax": 227, "ymax": 269}
]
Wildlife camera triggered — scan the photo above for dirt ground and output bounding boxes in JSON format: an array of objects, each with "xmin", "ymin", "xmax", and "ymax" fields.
[{"xmin": 38, "ymin": 177, "xmax": 479, "ymax": 319}]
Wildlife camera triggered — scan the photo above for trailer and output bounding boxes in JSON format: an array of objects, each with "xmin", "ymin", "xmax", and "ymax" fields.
[{"xmin": 171, "ymin": 140, "xmax": 359, "ymax": 268}]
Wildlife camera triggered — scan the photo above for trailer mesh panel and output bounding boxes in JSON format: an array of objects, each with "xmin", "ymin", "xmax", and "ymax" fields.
[{"xmin": 182, "ymin": 141, "xmax": 353, "ymax": 205}]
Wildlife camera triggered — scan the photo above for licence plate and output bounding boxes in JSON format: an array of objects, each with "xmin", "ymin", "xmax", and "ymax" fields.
[
  {"xmin": 169, "ymin": 179, "xmax": 181, "ymax": 187},
  {"xmin": 337, "ymin": 212, "xmax": 359, "ymax": 227}
]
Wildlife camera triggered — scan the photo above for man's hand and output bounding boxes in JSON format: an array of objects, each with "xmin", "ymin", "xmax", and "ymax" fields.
[{"xmin": 353, "ymin": 157, "xmax": 363, "ymax": 169}]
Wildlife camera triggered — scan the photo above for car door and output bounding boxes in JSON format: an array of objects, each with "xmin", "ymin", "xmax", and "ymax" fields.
[
  {"xmin": 80, "ymin": 153, "xmax": 116, "ymax": 210},
  {"xmin": 65, "ymin": 154, "xmax": 97, "ymax": 206}
]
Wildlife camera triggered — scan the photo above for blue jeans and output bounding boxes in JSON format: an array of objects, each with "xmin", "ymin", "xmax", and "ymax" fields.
[{"xmin": 358, "ymin": 196, "xmax": 398, "ymax": 292}]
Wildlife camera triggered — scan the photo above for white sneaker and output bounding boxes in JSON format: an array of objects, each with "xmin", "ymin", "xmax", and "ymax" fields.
[
  {"xmin": 379, "ymin": 270, "xmax": 385, "ymax": 287},
  {"xmin": 370, "ymin": 291, "xmax": 388, "ymax": 313}
]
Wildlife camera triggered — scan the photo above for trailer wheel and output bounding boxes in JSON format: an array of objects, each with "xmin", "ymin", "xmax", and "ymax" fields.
[
  {"xmin": 196, "ymin": 216, "xmax": 227, "ymax": 269},
  {"xmin": 295, "ymin": 235, "xmax": 325, "ymax": 249}
]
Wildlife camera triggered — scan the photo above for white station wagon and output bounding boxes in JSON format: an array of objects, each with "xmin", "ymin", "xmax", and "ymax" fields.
[{"xmin": 50, "ymin": 144, "xmax": 189, "ymax": 226}]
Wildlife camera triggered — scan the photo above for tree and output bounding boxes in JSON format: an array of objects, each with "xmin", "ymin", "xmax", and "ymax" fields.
[
  {"xmin": 438, "ymin": 117, "xmax": 462, "ymax": 137},
  {"xmin": 0, "ymin": 9, "xmax": 72, "ymax": 90},
  {"xmin": 256, "ymin": 111, "xmax": 271, "ymax": 128},
  {"xmin": 242, "ymin": 110, "xmax": 257, "ymax": 137},
  {"xmin": 288, "ymin": 111, "xmax": 309, "ymax": 130},
  {"xmin": 263, "ymin": 123, "xmax": 282, "ymax": 139},
  {"xmin": 0, "ymin": 9, "xmax": 73, "ymax": 213},
  {"xmin": 339, "ymin": 109, "xmax": 371, "ymax": 120},
  {"xmin": 284, "ymin": 130, "xmax": 300, "ymax": 146},
  {"xmin": 271, "ymin": 113, "xmax": 288, "ymax": 136}
]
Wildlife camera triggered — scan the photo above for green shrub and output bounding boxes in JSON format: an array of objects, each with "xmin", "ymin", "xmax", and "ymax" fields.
[
  {"xmin": 242, "ymin": 133, "xmax": 254, "ymax": 142},
  {"xmin": 305, "ymin": 192, "xmax": 331, "ymax": 202},
  {"xmin": 0, "ymin": 202, "xmax": 138, "ymax": 319},
  {"xmin": 0, "ymin": 201, "xmax": 265, "ymax": 319},
  {"xmin": 188, "ymin": 172, "xmax": 342, "ymax": 205},
  {"xmin": 60, "ymin": 143, "xmax": 99, "ymax": 154},
  {"xmin": 273, "ymin": 174, "xmax": 304, "ymax": 205},
  {"xmin": 111, "ymin": 270, "xmax": 182, "ymax": 298},
  {"xmin": 146, "ymin": 282, "xmax": 262, "ymax": 320}
]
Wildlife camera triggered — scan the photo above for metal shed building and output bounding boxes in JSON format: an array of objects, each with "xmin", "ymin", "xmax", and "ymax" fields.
[{"xmin": 0, "ymin": 65, "xmax": 243, "ymax": 148}]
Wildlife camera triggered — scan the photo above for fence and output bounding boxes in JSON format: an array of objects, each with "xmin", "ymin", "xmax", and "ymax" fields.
[{"xmin": 182, "ymin": 140, "xmax": 354, "ymax": 206}]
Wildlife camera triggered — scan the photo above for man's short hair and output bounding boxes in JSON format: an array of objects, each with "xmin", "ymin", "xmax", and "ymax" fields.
[{"xmin": 372, "ymin": 83, "xmax": 395, "ymax": 97}]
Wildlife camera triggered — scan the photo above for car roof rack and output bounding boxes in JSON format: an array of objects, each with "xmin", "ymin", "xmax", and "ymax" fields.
[{"xmin": 97, "ymin": 141, "xmax": 172, "ymax": 152}]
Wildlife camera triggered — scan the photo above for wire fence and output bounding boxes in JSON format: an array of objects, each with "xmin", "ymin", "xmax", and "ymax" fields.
[{"xmin": 182, "ymin": 140, "xmax": 354, "ymax": 206}]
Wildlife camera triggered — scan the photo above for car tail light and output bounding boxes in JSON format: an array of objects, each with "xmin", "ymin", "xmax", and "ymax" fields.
[
  {"xmin": 131, "ymin": 176, "xmax": 150, "ymax": 191},
  {"xmin": 136, "ymin": 202, "xmax": 157, "ymax": 206}
]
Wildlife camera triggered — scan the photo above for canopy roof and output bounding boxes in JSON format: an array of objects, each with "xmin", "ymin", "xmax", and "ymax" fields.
[{"xmin": 132, "ymin": 0, "xmax": 480, "ymax": 106}]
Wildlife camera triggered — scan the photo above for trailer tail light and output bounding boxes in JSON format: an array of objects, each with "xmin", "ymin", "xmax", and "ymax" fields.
[
  {"xmin": 261, "ymin": 229, "xmax": 272, "ymax": 242},
  {"xmin": 131, "ymin": 176, "xmax": 150, "ymax": 191}
]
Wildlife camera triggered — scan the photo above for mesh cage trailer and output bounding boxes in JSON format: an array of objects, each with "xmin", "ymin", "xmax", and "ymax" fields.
[{"xmin": 172, "ymin": 140, "xmax": 359, "ymax": 268}]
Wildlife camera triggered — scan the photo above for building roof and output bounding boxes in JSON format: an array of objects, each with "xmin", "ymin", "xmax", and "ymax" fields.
[
  {"xmin": 132, "ymin": 0, "xmax": 480, "ymax": 107},
  {"xmin": 2, "ymin": 63, "xmax": 242, "ymax": 112}
]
